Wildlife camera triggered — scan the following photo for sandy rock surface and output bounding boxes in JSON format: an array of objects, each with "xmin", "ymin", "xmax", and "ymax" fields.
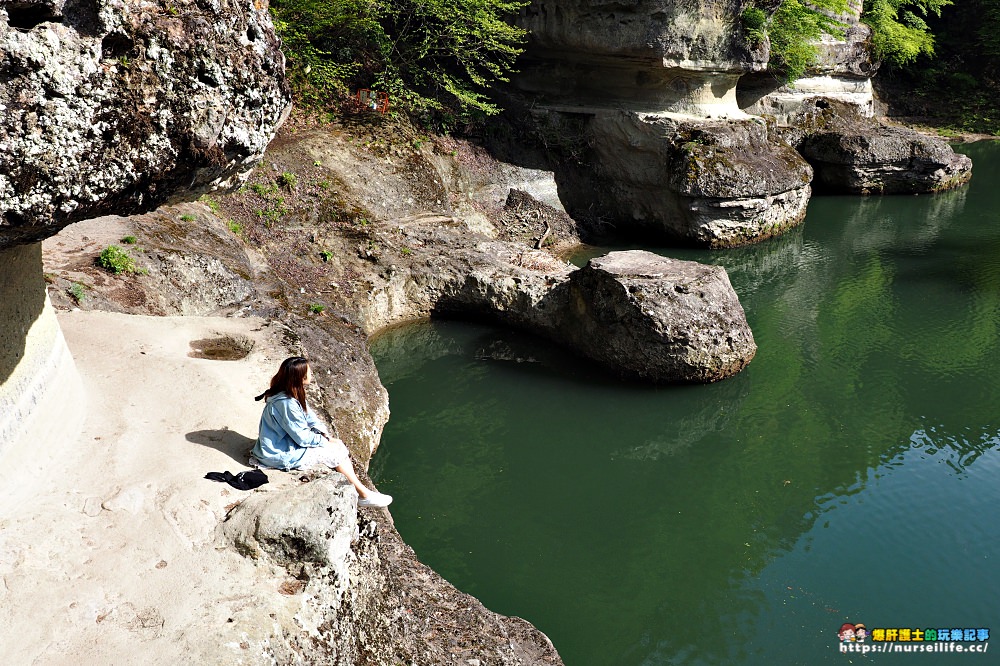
[{"xmin": 0, "ymin": 311, "xmax": 307, "ymax": 664}]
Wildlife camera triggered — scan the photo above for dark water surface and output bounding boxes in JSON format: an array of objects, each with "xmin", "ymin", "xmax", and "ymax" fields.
[{"xmin": 369, "ymin": 142, "xmax": 1000, "ymax": 665}]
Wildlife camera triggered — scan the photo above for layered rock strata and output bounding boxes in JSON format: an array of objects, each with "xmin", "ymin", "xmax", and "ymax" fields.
[
  {"xmin": 516, "ymin": 0, "xmax": 766, "ymax": 116},
  {"xmin": 513, "ymin": 0, "xmax": 814, "ymax": 247},
  {"xmin": 738, "ymin": 0, "xmax": 877, "ymax": 122},
  {"xmin": 736, "ymin": 1, "xmax": 971, "ymax": 193},
  {"xmin": 547, "ymin": 110, "xmax": 812, "ymax": 247},
  {"xmin": 0, "ymin": 0, "xmax": 291, "ymax": 249},
  {"xmin": 0, "ymin": 243, "xmax": 83, "ymax": 456}
]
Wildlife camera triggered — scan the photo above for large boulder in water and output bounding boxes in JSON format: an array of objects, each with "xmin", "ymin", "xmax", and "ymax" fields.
[
  {"xmin": 364, "ymin": 215, "xmax": 756, "ymax": 382},
  {"xmin": 576, "ymin": 111, "xmax": 813, "ymax": 248},
  {"xmin": 783, "ymin": 99, "xmax": 972, "ymax": 194},
  {"xmin": 0, "ymin": 0, "xmax": 291, "ymax": 249},
  {"xmin": 555, "ymin": 250, "xmax": 757, "ymax": 382}
]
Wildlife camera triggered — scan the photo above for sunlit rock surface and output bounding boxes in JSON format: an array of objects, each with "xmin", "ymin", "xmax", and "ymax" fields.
[
  {"xmin": 516, "ymin": 0, "xmax": 765, "ymax": 116},
  {"xmin": 734, "ymin": 1, "xmax": 970, "ymax": 193},
  {"xmin": 738, "ymin": 0, "xmax": 876, "ymax": 121},
  {"xmin": 550, "ymin": 110, "xmax": 812, "ymax": 248},
  {"xmin": 432, "ymin": 239, "xmax": 757, "ymax": 381},
  {"xmin": 557, "ymin": 250, "xmax": 757, "ymax": 382},
  {"xmin": 513, "ymin": 0, "xmax": 812, "ymax": 247},
  {"xmin": 0, "ymin": 0, "xmax": 291, "ymax": 249}
]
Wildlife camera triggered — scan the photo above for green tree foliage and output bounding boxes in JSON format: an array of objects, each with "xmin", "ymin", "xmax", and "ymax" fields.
[
  {"xmin": 862, "ymin": 0, "xmax": 951, "ymax": 65},
  {"xmin": 270, "ymin": 0, "xmax": 527, "ymax": 120},
  {"xmin": 976, "ymin": 0, "xmax": 1000, "ymax": 57},
  {"xmin": 876, "ymin": 0, "xmax": 1000, "ymax": 134},
  {"xmin": 765, "ymin": 0, "xmax": 847, "ymax": 81},
  {"xmin": 271, "ymin": 0, "xmax": 391, "ymax": 105},
  {"xmin": 741, "ymin": 7, "xmax": 767, "ymax": 45},
  {"xmin": 756, "ymin": 0, "xmax": 949, "ymax": 80}
]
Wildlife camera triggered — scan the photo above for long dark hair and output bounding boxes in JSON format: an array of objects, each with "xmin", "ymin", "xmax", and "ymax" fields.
[{"xmin": 255, "ymin": 356, "xmax": 309, "ymax": 410}]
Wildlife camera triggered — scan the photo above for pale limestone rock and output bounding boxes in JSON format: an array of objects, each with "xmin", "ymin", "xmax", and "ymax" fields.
[
  {"xmin": 0, "ymin": 0, "xmax": 290, "ymax": 249},
  {"xmin": 557, "ymin": 250, "xmax": 757, "ymax": 382}
]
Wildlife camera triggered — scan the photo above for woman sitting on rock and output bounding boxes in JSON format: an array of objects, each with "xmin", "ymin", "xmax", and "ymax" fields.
[{"xmin": 251, "ymin": 356, "xmax": 392, "ymax": 508}]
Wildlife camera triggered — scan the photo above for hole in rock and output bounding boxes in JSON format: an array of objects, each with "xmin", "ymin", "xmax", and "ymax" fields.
[
  {"xmin": 101, "ymin": 32, "xmax": 134, "ymax": 59},
  {"xmin": 3, "ymin": 210, "xmax": 27, "ymax": 227},
  {"xmin": 5, "ymin": 4, "xmax": 60, "ymax": 31},
  {"xmin": 188, "ymin": 335, "xmax": 254, "ymax": 361},
  {"xmin": 735, "ymin": 71, "xmax": 783, "ymax": 111}
]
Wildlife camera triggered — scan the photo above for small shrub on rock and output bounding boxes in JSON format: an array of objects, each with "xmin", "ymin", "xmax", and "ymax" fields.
[
  {"xmin": 68, "ymin": 282, "xmax": 87, "ymax": 303},
  {"xmin": 98, "ymin": 245, "xmax": 140, "ymax": 275}
]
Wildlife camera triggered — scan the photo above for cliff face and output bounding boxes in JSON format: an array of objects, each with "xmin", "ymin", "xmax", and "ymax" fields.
[
  {"xmin": 0, "ymin": 0, "xmax": 291, "ymax": 249},
  {"xmin": 519, "ymin": 0, "xmax": 757, "ymax": 67},
  {"xmin": 512, "ymin": 0, "xmax": 971, "ymax": 247},
  {"xmin": 0, "ymin": 0, "xmax": 289, "ymax": 458},
  {"xmin": 512, "ymin": 0, "xmax": 813, "ymax": 247},
  {"xmin": 548, "ymin": 110, "xmax": 813, "ymax": 248},
  {"xmin": 738, "ymin": 0, "xmax": 877, "ymax": 121},
  {"xmin": 517, "ymin": 0, "xmax": 763, "ymax": 116}
]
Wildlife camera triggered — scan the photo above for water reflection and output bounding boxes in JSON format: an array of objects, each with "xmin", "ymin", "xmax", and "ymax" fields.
[
  {"xmin": 372, "ymin": 142, "xmax": 1000, "ymax": 665},
  {"xmin": 910, "ymin": 423, "xmax": 1000, "ymax": 473}
]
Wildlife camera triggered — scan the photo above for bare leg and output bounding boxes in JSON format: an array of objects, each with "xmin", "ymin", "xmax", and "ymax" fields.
[{"xmin": 335, "ymin": 458, "xmax": 373, "ymax": 499}]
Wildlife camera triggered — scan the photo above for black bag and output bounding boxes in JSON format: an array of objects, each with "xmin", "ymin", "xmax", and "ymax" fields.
[{"xmin": 204, "ymin": 469, "xmax": 269, "ymax": 490}]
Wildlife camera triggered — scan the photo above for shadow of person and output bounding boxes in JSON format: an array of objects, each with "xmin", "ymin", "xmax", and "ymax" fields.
[{"xmin": 186, "ymin": 427, "xmax": 255, "ymax": 466}]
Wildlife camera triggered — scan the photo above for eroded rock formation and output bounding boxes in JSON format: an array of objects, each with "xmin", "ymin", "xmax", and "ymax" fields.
[
  {"xmin": 432, "ymin": 242, "xmax": 756, "ymax": 382},
  {"xmin": 337, "ymin": 212, "xmax": 757, "ymax": 382},
  {"xmin": 0, "ymin": 0, "xmax": 291, "ymax": 248},
  {"xmin": 0, "ymin": 0, "xmax": 289, "ymax": 454},
  {"xmin": 738, "ymin": 0, "xmax": 877, "ymax": 122},
  {"xmin": 27, "ymin": 111, "xmax": 763, "ymax": 663},
  {"xmin": 221, "ymin": 476, "xmax": 562, "ymax": 664},
  {"xmin": 552, "ymin": 110, "xmax": 812, "ymax": 247},
  {"xmin": 735, "ymin": 1, "xmax": 971, "ymax": 194},
  {"xmin": 513, "ymin": 0, "xmax": 973, "ymax": 246},
  {"xmin": 516, "ymin": 0, "xmax": 765, "ymax": 116},
  {"xmin": 556, "ymin": 250, "xmax": 756, "ymax": 382},
  {"xmin": 782, "ymin": 99, "xmax": 973, "ymax": 194},
  {"xmin": 0, "ymin": 243, "xmax": 82, "ymax": 452},
  {"xmin": 513, "ymin": 0, "xmax": 815, "ymax": 247}
]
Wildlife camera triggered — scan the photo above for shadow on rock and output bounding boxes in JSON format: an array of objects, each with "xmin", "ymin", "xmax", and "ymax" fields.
[{"xmin": 186, "ymin": 428, "xmax": 256, "ymax": 466}]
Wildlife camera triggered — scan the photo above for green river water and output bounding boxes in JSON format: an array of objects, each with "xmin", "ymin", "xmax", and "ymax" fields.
[{"xmin": 368, "ymin": 142, "xmax": 1000, "ymax": 665}]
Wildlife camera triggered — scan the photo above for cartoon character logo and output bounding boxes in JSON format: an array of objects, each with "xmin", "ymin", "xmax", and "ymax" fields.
[
  {"xmin": 838, "ymin": 623, "xmax": 857, "ymax": 643},
  {"xmin": 854, "ymin": 624, "xmax": 867, "ymax": 642}
]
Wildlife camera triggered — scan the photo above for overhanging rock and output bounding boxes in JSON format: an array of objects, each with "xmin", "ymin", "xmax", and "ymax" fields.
[
  {"xmin": 427, "ymin": 238, "xmax": 757, "ymax": 382},
  {"xmin": 0, "ymin": 0, "xmax": 291, "ymax": 249}
]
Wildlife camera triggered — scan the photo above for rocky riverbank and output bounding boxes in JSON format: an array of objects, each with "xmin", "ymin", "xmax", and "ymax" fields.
[
  {"xmin": 0, "ymin": 0, "xmax": 981, "ymax": 662},
  {"xmin": 34, "ymin": 115, "xmax": 573, "ymax": 664},
  {"xmin": 20, "ymin": 90, "xmax": 984, "ymax": 661},
  {"xmin": 32, "ymin": 108, "xmax": 765, "ymax": 662}
]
